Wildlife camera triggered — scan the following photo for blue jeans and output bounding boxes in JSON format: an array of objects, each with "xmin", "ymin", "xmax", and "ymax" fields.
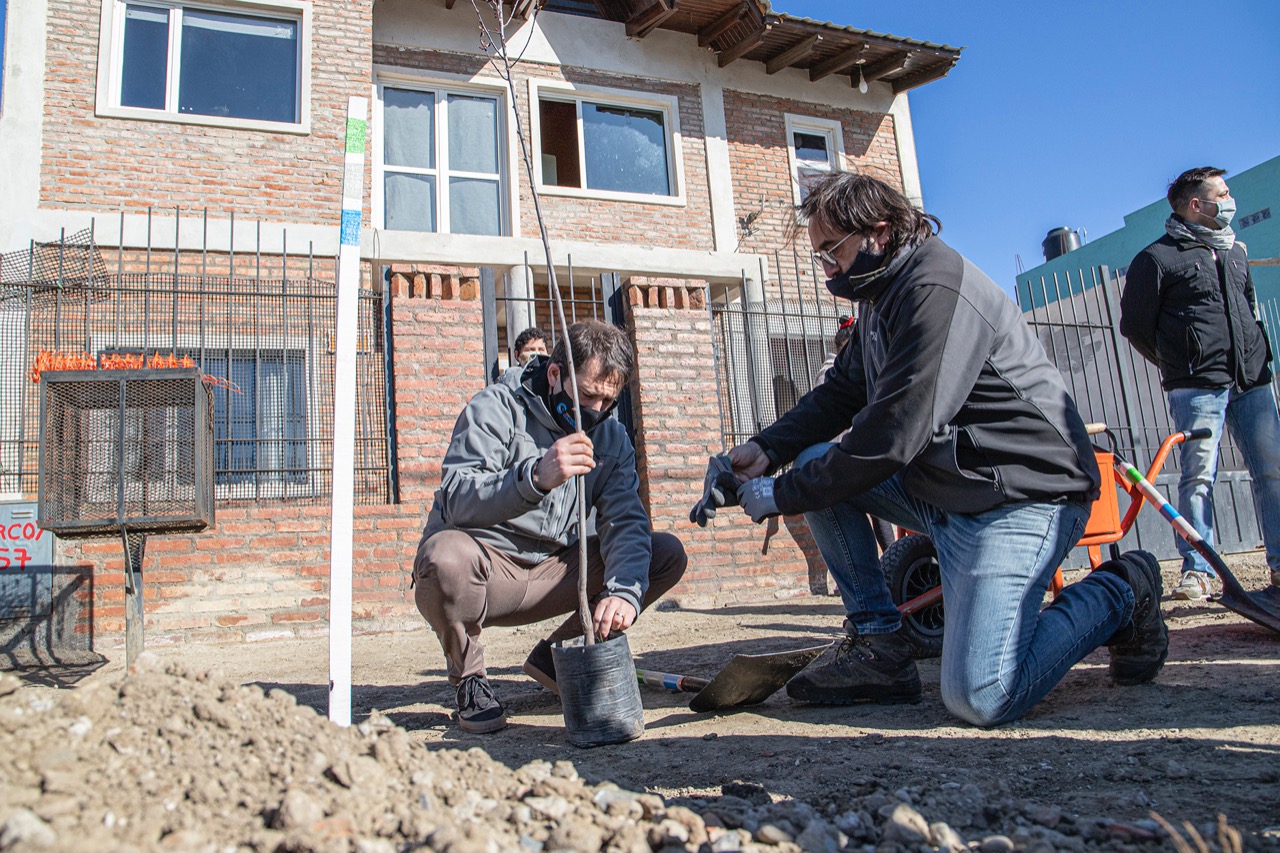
[
  {"xmin": 794, "ymin": 443, "xmax": 1131, "ymax": 727},
  {"xmin": 1168, "ymin": 384, "xmax": 1280, "ymax": 577}
]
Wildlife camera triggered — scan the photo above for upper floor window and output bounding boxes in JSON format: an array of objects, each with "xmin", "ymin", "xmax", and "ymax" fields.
[
  {"xmin": 533, "ymin": 81, "xmax": 684, "ymax": 204},
  {"xmin": 375, "ymin": 83, "xmax": 506, "ymax": 236},
  {"xmin": 96, "ymin": 0, "xmax": 311, "ymax": 132},
  {"xmin": 786, "ymin": 115, "xmax": 844, "ymax": 204}
]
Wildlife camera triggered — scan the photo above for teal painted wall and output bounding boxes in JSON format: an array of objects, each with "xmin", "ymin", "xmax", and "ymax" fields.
[{"xmin": 1016, "ymin": 155, "xmax": 1280, "ymax": 310}]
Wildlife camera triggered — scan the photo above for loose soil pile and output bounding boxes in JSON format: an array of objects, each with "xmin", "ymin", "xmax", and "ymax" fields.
[{"xmin": 2, "ymin": 554, "xmax": 1279, "ymax": 852}]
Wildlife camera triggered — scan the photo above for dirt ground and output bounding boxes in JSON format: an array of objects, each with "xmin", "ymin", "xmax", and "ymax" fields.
[{"xmin": 3, "ymin": 551, "xmax": 1280, "ymax": 851}]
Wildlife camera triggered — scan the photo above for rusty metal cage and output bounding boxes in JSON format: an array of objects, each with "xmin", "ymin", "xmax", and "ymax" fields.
[{"xmin": 37, "ymin": 368, "xmax": 214, "ymax": 538}]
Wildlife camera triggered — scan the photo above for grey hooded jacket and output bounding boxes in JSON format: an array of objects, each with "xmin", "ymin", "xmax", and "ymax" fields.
[
  {"xmin": 754, "ymin": 235, "xmax": 1100, "ymax": 517},
  {"xmin": 422, "ymin": 357, "xmax": 652, "ymax": 613}
]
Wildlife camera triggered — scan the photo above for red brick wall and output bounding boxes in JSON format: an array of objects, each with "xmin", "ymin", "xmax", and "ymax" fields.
[
  {"xmin": 723, "ymin": 89, "xmax": 903, "ymax": 254},
  {"xmin": 372, "ymin": 45, "xmax": 714, "ymax": 251},
  {"xmin": 40, "ymin": 0, "xmax": 373, "ymax": 221},
  {"xmin": 625, "ymin": 278, "xmax": 823, "ymax": 605},
  {"xmin": 48, "ymin": 264, "xmax": 835, "ymax": 651},
  {"xmin": 53, "ymin": 270, "xmax": 487, "ymax": 651}
]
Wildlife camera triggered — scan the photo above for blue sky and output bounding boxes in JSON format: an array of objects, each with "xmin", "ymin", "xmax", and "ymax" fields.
[{"xmin": 775, "ymin": 1, "xmax": 1280, "ymax": 292}]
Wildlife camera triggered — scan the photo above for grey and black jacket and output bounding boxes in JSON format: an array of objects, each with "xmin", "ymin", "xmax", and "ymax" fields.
[
  {"xmin": 753, "ymin": 235, "xmax": 1100, "ymax": 517},
  {"xmin": 422, "ymin": 356, "xmax": 651, "ymax": 614},
  {"xmin": 1119, "ymin": 231, "xmax": 1271, "ymax": 392}
]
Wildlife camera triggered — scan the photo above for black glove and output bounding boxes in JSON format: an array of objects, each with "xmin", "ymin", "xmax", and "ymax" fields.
[
  {"xmin": 739, "ymin": 477, "xmax": 780, "ymax": 524},
  {"xmin": 689, "ymin": 454, "xmax": 740, "ymax": 527}
]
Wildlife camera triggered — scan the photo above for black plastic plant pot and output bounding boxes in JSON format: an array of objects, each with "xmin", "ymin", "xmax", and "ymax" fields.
[{"xmin": 552, "ymin": 633, "xmax": 645, "ymax": 748}]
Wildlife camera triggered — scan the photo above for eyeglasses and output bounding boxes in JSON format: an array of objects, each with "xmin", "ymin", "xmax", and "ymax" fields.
[{"xmin": 812, "ymin": 231, "xmax": 856, "ymax": 266}]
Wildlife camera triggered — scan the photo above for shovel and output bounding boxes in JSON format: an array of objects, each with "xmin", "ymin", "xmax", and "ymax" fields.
[
  {"xmin": 636, "ymin": 642, "xmax": 831, "ymax": 713},
  {"xmin": 1112, "ymin": 452, "xmax": 1280, "ymax": 634}
]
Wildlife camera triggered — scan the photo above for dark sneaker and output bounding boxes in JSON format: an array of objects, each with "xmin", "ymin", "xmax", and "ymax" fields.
[
  {"xmin": 455, "ymin": 675, "xmax": 507, "ymax": 733},
  {"xmin": 786, "ymin": 626, "xmax": 922, "ymax": 705},
  {"xmin": 1097, "ymin": 550, "xmax": 1168, "ymax": 686},
  {"xmin": 522, "ymin": 639, "xmax": 559, "ymax": 696}
]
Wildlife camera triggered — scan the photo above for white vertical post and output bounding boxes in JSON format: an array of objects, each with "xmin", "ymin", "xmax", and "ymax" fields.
[{"xmin": 328, "ymin": 96, "xmax": 367, "ymax": 727}]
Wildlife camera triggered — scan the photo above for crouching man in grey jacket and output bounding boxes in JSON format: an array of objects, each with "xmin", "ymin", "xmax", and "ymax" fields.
[{"xmin": 413, "ymin": 319, "xmax": 687, "ymax": 733}]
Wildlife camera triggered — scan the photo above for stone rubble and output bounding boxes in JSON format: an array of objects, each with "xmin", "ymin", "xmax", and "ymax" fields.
[{"xmin": 0, "ymin": 656, "xmax": 1268, "ymax": 852}]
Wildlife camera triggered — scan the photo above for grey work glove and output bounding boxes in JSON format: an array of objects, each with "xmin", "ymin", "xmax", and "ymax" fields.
[
  {"xmin": 739, "ymin": 476, "xmax": 780, "ymax": 524},
  {"xmin": 689, "ymin": 454, "xmax": 740, "ymax": 527}
]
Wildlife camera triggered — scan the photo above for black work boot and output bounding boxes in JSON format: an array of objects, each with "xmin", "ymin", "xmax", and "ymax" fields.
[
  {"xmin": 786, "ymin": 623, "xmax": 922, "ymax": 705},
  {"xmin": 1096, "ymin": 550, "xmax": 1168, "ymax": 686}
]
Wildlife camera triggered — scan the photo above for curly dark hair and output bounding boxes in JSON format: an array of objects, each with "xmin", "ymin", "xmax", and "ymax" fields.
[{"xmin": 513, "ymin": 326, "xmax": 546, "ymax": 355}]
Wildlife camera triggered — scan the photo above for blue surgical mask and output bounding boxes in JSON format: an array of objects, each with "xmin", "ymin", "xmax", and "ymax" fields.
[{"xmin": 1201, "ymin": 197, "xmax": 1236, "ymax": 229}]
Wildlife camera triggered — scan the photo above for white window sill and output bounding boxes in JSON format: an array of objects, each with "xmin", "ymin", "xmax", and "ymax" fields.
[
  {"xmin": 536, "ymin": 184, "xmax": 686, "ymax": 207},
  {"xmin": 95, "ymin": 105, "xmax": 311, "ymax": 136}
]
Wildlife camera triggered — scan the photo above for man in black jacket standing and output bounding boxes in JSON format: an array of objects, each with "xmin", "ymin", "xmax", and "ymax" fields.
[
  {"xmin": 1120, "ymin": 166, "xmax": 1280, "ymax": 601},
  {"xmin": 718, "ymin": 171, "xmax": 1166, "ymax": 727}
]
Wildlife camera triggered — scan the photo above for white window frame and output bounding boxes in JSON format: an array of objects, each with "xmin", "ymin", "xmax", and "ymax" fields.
[
  {"xmin": 785, "ymin": 114, "xmax": 845, "ymax": 205},
  {"xmin": 529, "ymin": 79, "xmax": 686, "ymax": 206},
  {"xmin": 372, "ymin": 74, "xmax": 512, "ymax": 237},
  {"xmin": 95, "ymin": 0, "xmax": 312, "ymax": 134}
]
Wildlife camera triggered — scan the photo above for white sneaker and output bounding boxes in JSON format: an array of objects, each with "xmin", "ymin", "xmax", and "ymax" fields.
[{"xmin": 1171, "ymin": 571, "xmax": 1212, "ymax": 601}]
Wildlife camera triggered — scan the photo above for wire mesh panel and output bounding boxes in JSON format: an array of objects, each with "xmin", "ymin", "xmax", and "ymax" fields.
[
  {"xmin": 38, "ymin": 368, "xmax": 213, "ymax": 538},
  {"xmin": 708, "ymin": 248, "xmax": 851, "ymax": 449},
  {"xmin": 2, "ymin": 224, "xmax": 393, "ymax": 505}
]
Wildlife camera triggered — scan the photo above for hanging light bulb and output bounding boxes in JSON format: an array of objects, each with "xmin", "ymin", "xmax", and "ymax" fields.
[{"xmin": 857, "ymin": 65, "xmax": 868, "ymax": 94}]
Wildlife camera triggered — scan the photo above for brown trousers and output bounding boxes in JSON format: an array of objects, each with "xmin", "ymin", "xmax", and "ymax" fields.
[{"xmin": 412, "ymin": 530, "xmax": 687, "ymax": 684}]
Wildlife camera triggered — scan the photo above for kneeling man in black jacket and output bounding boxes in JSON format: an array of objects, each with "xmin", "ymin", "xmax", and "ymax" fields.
[{"xmin": 721, "ymin": 171, "xmax": 1166, "ymax": 726}]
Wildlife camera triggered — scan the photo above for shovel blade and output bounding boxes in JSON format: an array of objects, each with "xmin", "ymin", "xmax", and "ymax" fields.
[
  {"xmin": 1217, "ymin": 584, "xmax": 1280, "ymax": 634},
  {"xmin": 689, "ymin": 643, "xmax": 831, "ymax": 713},
  {"xmin": 1199, "ymin": 544, "xmax": 1280, "ymax": 635}
]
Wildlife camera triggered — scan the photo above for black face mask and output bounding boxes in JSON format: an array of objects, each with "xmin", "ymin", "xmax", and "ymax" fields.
[
  {"xmin": 549, "ymin": 385, "xmax": 616, "ymax": 434},
  {"xmin": 825, "ymin": 248, "xmax": 886, "ymax": 301}
]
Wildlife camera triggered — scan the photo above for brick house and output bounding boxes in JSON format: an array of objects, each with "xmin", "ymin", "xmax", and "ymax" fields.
[{"xmin": 0, "ymin": 0, "xmax": 960, "ymax": 659}]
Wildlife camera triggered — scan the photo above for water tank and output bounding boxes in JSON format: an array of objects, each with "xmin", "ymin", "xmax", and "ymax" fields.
[{"xmin": 1041, "ymin": 227, "xmax": 1082, "ymax": 262}]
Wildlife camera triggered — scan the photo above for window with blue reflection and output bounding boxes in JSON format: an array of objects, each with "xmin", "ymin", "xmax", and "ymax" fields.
[
  {"xmin": 179, "ymin": 10, "xmax": 297, "ymax": 122},
  {"xmin": 116, "ymin": 3, "xmax": 300, "ymax": 124},
  {"xmin": 582, "ymin": 103, "xmax": 669, "ymax": 196},
  {"xmin": 121, "ymin": 5, "xmax": 169, "ymax": 109}
]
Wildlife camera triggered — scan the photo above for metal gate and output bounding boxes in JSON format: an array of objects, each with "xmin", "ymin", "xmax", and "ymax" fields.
[
  {"xmin": 479, "ymin": 261, "xmax": 634, "ymax": 438},
  {"xmin": 1019, "ymin": 266, "xmax": 1277, "ymax": 563}
]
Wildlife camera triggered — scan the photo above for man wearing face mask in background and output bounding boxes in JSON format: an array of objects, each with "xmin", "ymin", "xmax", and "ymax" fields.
[
  {"xmin": 718, "ymin": 171, "xmax": 1166, "ymax": 727},
  {"xmin": 1121, "ymin": 167, "xmax": 1280, "ymax": 602},
  {"xmin": 413, "ymin": 319, "xmax": 687, "ymax": 733}
]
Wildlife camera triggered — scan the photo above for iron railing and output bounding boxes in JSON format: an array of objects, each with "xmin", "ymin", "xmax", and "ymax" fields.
[
  {"xmin": 708, "ymin": 247, "xmax": 851, "ymax": 450},
  {"xmin": 1, "ymin": 221, "xmax": 393, "ymax": 505}
]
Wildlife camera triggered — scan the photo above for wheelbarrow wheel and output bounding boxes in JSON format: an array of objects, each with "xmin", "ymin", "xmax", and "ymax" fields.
[
  {"xmin": 871, "ymin": 516, "xmax": 896, "ymax": 553},
  {"xmin": 882, "ymin": 534, "xmax": 945, "ymax": 659}
]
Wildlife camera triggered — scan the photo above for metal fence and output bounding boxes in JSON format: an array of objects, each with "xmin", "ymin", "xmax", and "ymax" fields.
[
  {"xmin": 709, "ymin": 247, "xmax": 851, "ymax": 450},
  {"xmin": 1017, "ymin": 266, "xmax": 1279, "ymax": 560},
  {"xmin": 1, "ymin": 220, "xmax": 393, "ymax": 505}
]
